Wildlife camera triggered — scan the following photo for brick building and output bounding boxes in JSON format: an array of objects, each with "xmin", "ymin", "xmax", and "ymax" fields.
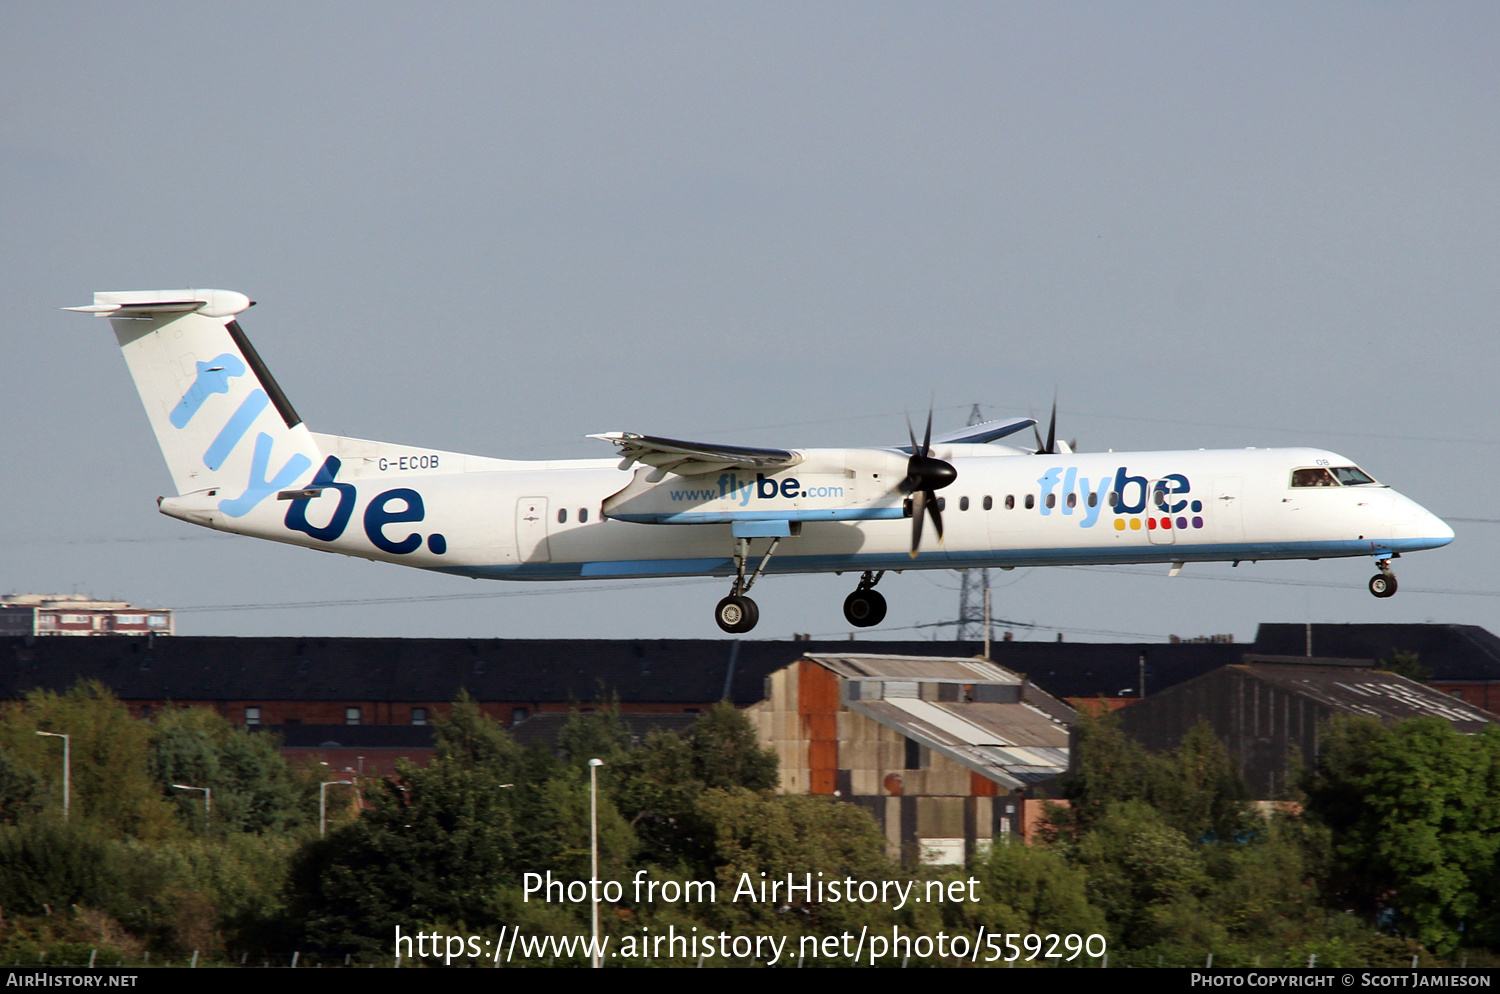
[{"xmin": 0, "ymin": 594, "xmax": 173, "ymax": 637}]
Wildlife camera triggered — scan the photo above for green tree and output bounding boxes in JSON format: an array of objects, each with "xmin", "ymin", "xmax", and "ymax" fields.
[
  {"xmin": 1380, "ymin": 650, "xmax": 1429, "ymax": 684},
  {"xmin": 1150, "ymin": 722, "xmax": 1251, "ymax": 842},
  {"xmin": 0, "ymin": 682, "xmax": 177, "ymax": 840},
  {"xmin": 432, "ymin": 692, "xmax": 522, "ymax": 774},
  {"xmin": 147, "ymin": 707, "xmax": 307, "ymax": 835},
  {"xmin": 0, "ymin": 743, "xmax": 42, "ymax": 824},
  {"xmin": 1072, "ymin": 800, "xmax": 1215, "ymax": 950},
  {"xmin": 686, "ymin": 701, "xmax": 778, "ymax": 791},
  {"xmin": 966, "ymin": 837, "xmax": 1106, "ymax": 939},
  {"xmin": 1303, "ymin": 716, "xmax": 1500, "ymax": 955},
  {"xmin": 696, "ymin": 789, "xmax": 896, "ymax": 932}
]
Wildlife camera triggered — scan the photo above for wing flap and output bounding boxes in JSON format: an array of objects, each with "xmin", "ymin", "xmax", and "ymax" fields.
[{"xmin": 590, "ymin": 432, "xmax": 802, "ymax": 475}]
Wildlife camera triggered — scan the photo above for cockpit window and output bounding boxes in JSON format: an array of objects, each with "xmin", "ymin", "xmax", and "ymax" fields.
[
  {"xmin": 1291, "ymin": 468, "xmax": 1338, "ymax": 488},
  {"xmin": 1330, "ymin": 466, "xmax": 1377, "ymax": 486}
]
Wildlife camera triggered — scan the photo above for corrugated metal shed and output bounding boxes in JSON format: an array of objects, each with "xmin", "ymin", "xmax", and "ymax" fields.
[
  {"xmin": 800, "ymin": 653, "xmax": 1073, "ymax": 791},
  {"xmin": 1116, "ymin": 658, "xmax": 1500, "ymax": 798}
]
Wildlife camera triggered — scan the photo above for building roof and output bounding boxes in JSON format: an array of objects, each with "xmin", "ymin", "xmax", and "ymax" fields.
[
  {"xmin": 805, "ymin": 653, "xmax": 1021, "ymax": 684},
  {"xmin": 805, "ymin": 653, "xmax": 1072, "ymax": 790},
  {"xmin": 1254, "ymin": 624, "xmax": 1500, "ymax": 681},
  {"xmin": 1235, "ymin": 661, "xmax": 1498, "ymax": 731},
  {"xmin": 1, "ymin": 636, "xmax": 997, "ymax": 706}
]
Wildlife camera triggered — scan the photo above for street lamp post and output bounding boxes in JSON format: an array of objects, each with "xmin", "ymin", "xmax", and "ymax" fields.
[
  {"xmin": 320, "ymin": 780, "xmax": 353, "ymax": 838},
  {"xmin": 35, "ymin": 731, "xmax": 69, "ymax": 821},
  {"xmin": 171, "ymin": 784, "xmax": 212, "ymax": 820},
  {"xmin": 588, "ymin": 758, "xmax": 603, "ymax": 969}
]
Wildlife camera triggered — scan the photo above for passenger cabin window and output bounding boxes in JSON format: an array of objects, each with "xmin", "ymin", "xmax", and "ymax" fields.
[
  {"xmin": 578, "ymin": 508, "xmax": 589, "ymax": 523},
  {"xmin": 1291, "ymin": 468, "xmax": 1339, "ymax": 488},
  {"xmin": 1024, "ymin": 494, "xmax": 1034, "ymax": 510},
  {"xmin": 1005, "ymin": 495, "xmax": 1015, "ymax": 510},
  {"xmin": 936, "ymin": 497, "xmax": 946, "ymax": 511},
  {"xmin": 1331, "ymin": 466, "xmax": 1376, "ymax": 486},
  {"xmin": 1044, "ymin": 494, "xmax": 1056, "ymax": 509},
  {"xmin": 1107, "ymin": 491, "xmax": 1119, "ymax": 507},
  {"xmin": 983, "ymin": 496, "xmax": 993, "ymax": 511},
  {"xmin": 959, "ymin": 496, "xmax": 970, "ymax": 511},
  {"xmin": 1066, "ymin": 493, "xmax": 1077, "ymax": 508},
  {"xmin": 1087, "ymin": 492, "xmax": 1098, "ymax": 508},
  {"xmin": 557, "ymin": 508, "xmax": 568, "ymax": 523}
]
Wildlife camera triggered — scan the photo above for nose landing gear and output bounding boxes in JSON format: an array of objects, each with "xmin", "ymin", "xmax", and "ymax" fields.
[
  {"xmin": 1368, "ymin": 559, "xmax": 1398, "ymax": 598},
  {"xmin": 843, "ymin": 570, "xmax": 888, "ymax": 628}
]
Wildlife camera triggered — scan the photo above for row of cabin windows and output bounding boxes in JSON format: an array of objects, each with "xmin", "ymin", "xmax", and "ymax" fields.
[
  {"xmin": 556, "ymin": 507, "xmax": 598, "ymax": 524},
  {"xmin": 940, "ymin": 491, "xmax": 1153, "ymax": 512}
]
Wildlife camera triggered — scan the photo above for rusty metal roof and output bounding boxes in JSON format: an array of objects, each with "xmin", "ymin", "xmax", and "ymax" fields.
[
  {"xmin": 808, "ymin": 653, "xmax": 1072, "ymax": 789},
  {"xmin": 803, "ymin": 653, "xmax": 1021, "ymax": 684}
]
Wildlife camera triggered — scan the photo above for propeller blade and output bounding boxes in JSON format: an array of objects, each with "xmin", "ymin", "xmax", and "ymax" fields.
[
  {"xmin": 1044, "ymin": 396, "xmax": 1057, "ymax": 456},
  {"xmin": 925, "ymin": 489, "xmax": 944, "ymax": 542},
  {"xmin": 909, "ymin": 490, "xmax": 926, "ymax": 557},
  {"xmin": 922, "ymin": 407, "xmax": 933, "ymax": 457}
]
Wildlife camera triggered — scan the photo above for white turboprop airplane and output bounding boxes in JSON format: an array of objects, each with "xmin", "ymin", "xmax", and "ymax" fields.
[{"xmin": 71, "ymin": 289, "xmax": 1455, "ymax": 633}]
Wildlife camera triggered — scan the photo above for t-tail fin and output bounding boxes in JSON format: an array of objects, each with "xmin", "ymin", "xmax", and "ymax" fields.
[{"xmin": 70, "ymin": 289, "xmax": 322, "ymax": 518}]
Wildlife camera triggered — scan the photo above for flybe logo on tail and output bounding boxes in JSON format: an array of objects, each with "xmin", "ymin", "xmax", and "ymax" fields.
[
  {"xmin": 168, "ymin": 352, "xmax": 447, "ymax": 554},
  {"xmin": 1038, "ymin": 467, "xmax": 1207, "ymax": 531},
  {"xmin": 168, "ymin": 354, "xmax": 309, "ymax": 518}
]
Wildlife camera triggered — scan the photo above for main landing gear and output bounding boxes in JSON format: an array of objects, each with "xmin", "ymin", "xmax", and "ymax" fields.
[
  {"xmin": 843, "ymin": 571, "xmax": 888, "ymax": 628},
  {"xmin": 714, "ymin": 536, "xmax": 782, "ymax": 633},
  {"xmin": 1368, "ymin": 559, "xmax": 1398, "ymax": 599}
]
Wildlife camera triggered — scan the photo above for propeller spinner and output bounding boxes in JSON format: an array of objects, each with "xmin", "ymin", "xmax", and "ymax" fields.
[{"xmin": 900, "ymin": 410, "xmax": 957, "ymax": 557}]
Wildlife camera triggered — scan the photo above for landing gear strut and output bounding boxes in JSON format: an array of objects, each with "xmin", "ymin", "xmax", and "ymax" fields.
[
  {"xmin": 714, "ymin": 536, "xmax": 781, "ymax": 633},
  {"xmin": 1368, "ymin": 559, "xmax": 1398, "ymax": 599},
  {"xmin": 843, "ymin": 570, "xmax": 888, "ymax": 628}
]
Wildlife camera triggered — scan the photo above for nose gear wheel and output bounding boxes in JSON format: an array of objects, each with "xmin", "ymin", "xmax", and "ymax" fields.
[{"xmin": 1368, "ymin": 559, "xmax": 1398, "ymax": 598}]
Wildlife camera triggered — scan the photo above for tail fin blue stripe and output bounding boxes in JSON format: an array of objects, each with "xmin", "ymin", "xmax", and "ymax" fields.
[
  {"xmin": 203, "ymin": 389, "xmax": 269, "ymax": 471},
  {"xmin": 169, "ymin": 354, "xmax": 247, "ymax": 429}
]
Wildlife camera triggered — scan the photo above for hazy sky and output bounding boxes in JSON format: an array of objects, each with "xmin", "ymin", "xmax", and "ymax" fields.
[{"xmin": 3, "ymin": 3, "xmax": 1496, "ymax": 644}]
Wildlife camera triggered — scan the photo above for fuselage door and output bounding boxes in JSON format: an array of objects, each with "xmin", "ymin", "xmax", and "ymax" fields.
[
  {"xmin": 1146, "ymin": 484, "xmax": 1177, "ymax": 545},
  {"xmin": 516, "ymin": 497, "xmax": 551, "ymax": 563}
]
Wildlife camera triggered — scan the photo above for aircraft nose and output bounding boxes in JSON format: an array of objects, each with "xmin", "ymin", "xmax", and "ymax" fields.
[{"xmin": 1426, "ymin": 509, "xmax": 1456, "ymax": 546}]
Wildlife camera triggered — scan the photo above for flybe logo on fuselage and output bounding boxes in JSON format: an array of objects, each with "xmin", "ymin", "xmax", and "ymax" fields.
[
  {"xmin": 1038, "ymin": 466, "xmax": 1207, "ymax": 531},
  {"xmin": 668, "ymin": 473, "xmax": 844, "ymax": 506}
]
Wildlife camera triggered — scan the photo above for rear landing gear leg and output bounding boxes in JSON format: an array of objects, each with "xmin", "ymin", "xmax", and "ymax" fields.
[
  {"xmin": 715, "ymin": 537, "xmax": 781, "ymax": 633},
  {"xmin": 1368, "ymin": 559, "xmax": 1398, "ymax": 599},
  {"xmin": 843, "ymin": 570, "xmax": 888, "ymax": 628}
]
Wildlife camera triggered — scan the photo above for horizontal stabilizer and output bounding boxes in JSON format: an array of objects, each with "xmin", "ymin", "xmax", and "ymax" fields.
[{"xmin": 65, "ymin": 289, "xmax": 254, "ymax": 320}]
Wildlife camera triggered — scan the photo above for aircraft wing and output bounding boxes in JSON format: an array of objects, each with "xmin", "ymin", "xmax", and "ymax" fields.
[
  {"xmin": 589, "ymin": 432, "xmax": 802, "ymax": 476},
  {"xmin": 894, "ymin": 416, "xmax": 1036, "ymax": 452}
]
